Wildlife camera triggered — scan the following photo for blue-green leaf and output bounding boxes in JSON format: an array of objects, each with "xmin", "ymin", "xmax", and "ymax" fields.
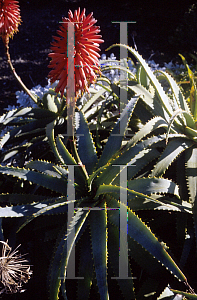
[
  {"xmin": 97, "ymin": 95, "xmax": 140, "ymax": 168},
  {"xmin": 48, "ymin": 209, "xmax": 89, "ymax": 300},
  {"xmin": 170, "ymin": 289, "xmax": 197, "ymax": 299},
  {"xmin": 46, "ymin": 120, "xmax": 64, "ymax": 164},
  {"xmin": 55, "ymin": 136, "xmax": 87, "ymax": 186},
  {"xmin": 107, "ymin": 44, "xmax": 173, "ymax": 120},
  {"xmin": 17, "ymin": 197, "xmax": 73, "ymax": 232},
  {"xmin": 151, "ymin": 138, "xmax": 194, "ymax": 177},
  {"xmin": 76, "ymin": 111, "xmax": 98, "ymax": 175},
  {"xmin": 0, "ymin": 165, "xmax": 67, "ymax": 194},
  {"xmin": 26, "ymin": 160, "xmax": 68, "ymax": 178},
  {"xmin": 81, "ymin": 88, "xmax": 106, "ymax": 113},
  {"xmin": 89, "ymin": 206, "xmax": 109, "ymax": 300},
  {"xmin": 0, "ymin": 200, "xmax": 68, "ymax": 218},
  {"xmin": 127, "ymin": 177, "xmax": 179, "ymax": 197},
  {"xmin": 185, "ymin": 146, "xmax": 197, "ymax": 252},
  {"xmin": 107, "ymin": 221, "xmax": 135, "ymax": 300},
  {"xmin": 108, "ymin": 199, "xmax": 186, "ymax": 281},
  {"xmin": 77, "ymin": 230, "xmax": 94, "ymax": 300},
  {"xmin": 137, "ymin": 65, "xmax": 150, "ymax": 88}
]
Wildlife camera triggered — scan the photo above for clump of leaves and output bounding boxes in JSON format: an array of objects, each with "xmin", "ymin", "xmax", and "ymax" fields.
[{"xmin": 0, "ymin": 84, "xmax": 193, "ymax": 299}]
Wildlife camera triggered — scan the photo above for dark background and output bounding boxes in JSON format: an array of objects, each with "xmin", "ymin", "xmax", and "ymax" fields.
[{"xmin": 0, "ymin": 0, "xmax": 197, "ymax": 112}]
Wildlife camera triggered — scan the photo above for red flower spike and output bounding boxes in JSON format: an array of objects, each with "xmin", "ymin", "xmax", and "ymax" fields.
[
  {"xmin": 0, "ymin": 0, "xmax": 21, "ymax": 45},
  {"xmin": 48, "ymin": 7, "xmax": 104, "ymax": 98}
]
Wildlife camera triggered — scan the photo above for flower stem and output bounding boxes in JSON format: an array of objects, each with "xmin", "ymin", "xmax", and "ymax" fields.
[
  {"xmin": 5, "ymin": 44, "xmax": 38, "ymax": 104},
  {"xmin": 68, "ymin": 102, "xmax": 89, "ymax": 181}
]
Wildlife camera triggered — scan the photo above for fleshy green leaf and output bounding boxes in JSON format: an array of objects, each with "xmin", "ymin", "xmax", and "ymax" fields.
[
  {"xmin": 125, "ymin": 116, "xmax": 168, "ymax": 150},
  {"xmin": 107, "ymin": 221, "xmax": 135, "ymax": 300},
  {"xmin": 170, "ymin": 289, "xmax": 197, "ymax": 299},
  {"xmin": 155, "ymin": 70, "xmax": 191, "ymax": 115},
  {"xmin": 97, "ymin": 95, "xmax": 140, "ymax": 168},
  {"xmin": 55, "ymin": 136, "xmax": 86, "ymax": 186},
  {"xmin": 0, "ymin": 107, "xmax": 57, "ymax": 125},
  {"xmin": 17, "ymin": 197, "xmax": 73, "ymax": 232},
  {"xmin": 56, "ymin": 136, "xmax": 77, "ymax": 166},
  {"xmin": 137, "ymin": 65, "xmax": 150, "ymax": 88},
  {"xmin": 89, "ymin": 205, "xmax": 109, "ymax": 300},
  {"xmin": 0, "ymin": 165, "xmax": 67, "ymax": 194},
  {"xmin": 81, "ymin": 88, "xmax": 106, "ymax": 113},
  {"xmin": 0, "ymin": 199, "xmax": 68, "ymax": 218},
  {"xmin": 94, "ymin": 184, "xmax": 166, "ymax": 206},
  {"xmin": 94, "ymin": 135, "xmax": 165, "ymax": 187},
  {"xmin": 185, "ymin": 146, "xmax": 197, "ymax": 252},
  {"xmin": 46, "ymin": 120, "xmax": 64, "ymax": 164},
  {"xmin": 107, "ymin": 44, "xmax": 174, "ymax": 121},
  {"xmin": 48, "ymin": 209, "xmax": 89, "ymax": 300},
  {"xmin": 26, "ymin": 159, "xmax": 68, "ymax": 178},
  {"xmin": 127, "ymin": 177, "xmax": 179, "ymax": 197},
  {"xmin": 76, "ymin": 111, "xmax": 98, "ymax": 175},
  {"xmin": 151, "ymin": 138, "xmax": 194, "ymax": 177},
  {"xmin": 108, "ymin": 199, "xmax": 186, "ymax": 281},
  {"xmin": 77, "ymin": 229, "xmax": 94, "ymax": 300}
]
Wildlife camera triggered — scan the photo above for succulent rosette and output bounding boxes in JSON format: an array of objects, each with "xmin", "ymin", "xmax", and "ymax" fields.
[
  {"xmin": 0, "ymin": 0, "xmax": 21, "ymax": 45},
  {"xmin": 48, "ymin": 7, "xmax": 104, "ymax": 98}
]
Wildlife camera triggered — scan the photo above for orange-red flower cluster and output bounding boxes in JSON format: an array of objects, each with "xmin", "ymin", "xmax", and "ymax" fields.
[
  {"xmin": 0, "ymin": 0, "xmax": 21, "ymax": 45},
  {"xmin": 48, "ymin": 8, "xmax": 104, "ymax": 98}
]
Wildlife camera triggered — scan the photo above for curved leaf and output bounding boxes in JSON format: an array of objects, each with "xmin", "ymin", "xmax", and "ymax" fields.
[
  {"xmin": 170, "ymin": 289, "xmax": 197, "ymax": 299},
  {"xmin": 48, "ymin": 209, "xmax": 89, "ymax": 300},
  {"xmin": 17, "ymin": 197, "xmax": 73, "ymax": 232},
  {"xmin": 94, "ymin": 184, "xmax": 165, "ymax": 206},
  {"xmin": 107, "ymin": 221, "xmax": 135, "ymax": 300},
  {"xmin": 125, "ymin": 116, "xmax": 168, "ymax": 150},
  {"xmin": 128, "ymin": 82, "xmax": 168, "ymax": 120},
  {"xmin": 0, "ymin": 198, "xmax": 69, "ymax": 218},
  {"xmin": 0, "ymin": 107, "xmax": 57, "ymax": 125},
  {"xmin": 77, "ymin": 229, "xmax": 94, "ymax": 300},
  {"xmin": 155, "ymin": 70, "xmax": 191, "ymax": 115},
  {"xmin": 76, "ymin": 111, "xmax": 98, "ymax": 175},
  {"xmin": 0, "ymin": 165, "xmax": 67, "ymax": 194},
  {"xmin": 0, "ymin": 117, "xmax": 54, "ymax": 148},
  {"xmin": 185, "ymin": 146, "xmax": 197, "ymax": 252},
  {"xmin": 56, "ymin": 136, "xmax": 76, "ymax": 166},
  {"xmin": 26, "ymin": 159, "xmax": 68, "ymax": 178},
  {"xmin": 81, "ymin": 88, "xmax": 106, "ymax": 113},
  {"xmin": 166, "ymin": 110, "xmax": 196, "ymax": 143},
  {"xmin": 108, "ymin": 199, "xmax": 186, "ymax": 281},
  {"xmin": 137, "ymin": 64, "xmax": 150, "ymax": 88},
  {"xmin": 89, "ymin": 205, "xmax": 109, "ymax": 300},
  {"xmin": 97, "ymin": 95, "xmax": 140, "ymax": 168},
  {"xmin": 46, "ymin": 120, "xmax": 64, "ymax": 164},
  {"xmin": 151, "ymin": 138, "xmax": 194, "ymax": 177},
  {"xmin": 127, "ymin": 177, "xmax": 179, "ymax": 196},
  {"xmin": 55, "ymin": 136, "xmax": 86, "ymax": 186},
  {"xmin": 94, "ymin": 135, "xmax": 166, "ymax": 187},
  {"xmin": 107, "ymin": 44, "xmax": 174, "ymax": 121}
]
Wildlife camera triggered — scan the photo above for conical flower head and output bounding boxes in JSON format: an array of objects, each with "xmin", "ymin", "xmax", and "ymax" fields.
[
  {"xmin": 48, "ymin": 7, "xmax": 104, "ymax": 98},
  {"xmin": 0, "ymin": 0, "xmax": 21, "ymax": 45}
]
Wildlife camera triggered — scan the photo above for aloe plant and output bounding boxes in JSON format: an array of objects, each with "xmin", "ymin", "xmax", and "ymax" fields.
[
  {"xmin": 0, "ymin": 86, "xmax": 192, "ymax": 299},
  {"xmin": 1, "ymin": 42, "xmax": 197, "ymax": 298},
  {"xmin": 98, "ymin": 44, "xmax": 197, "ymax": 297}
]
